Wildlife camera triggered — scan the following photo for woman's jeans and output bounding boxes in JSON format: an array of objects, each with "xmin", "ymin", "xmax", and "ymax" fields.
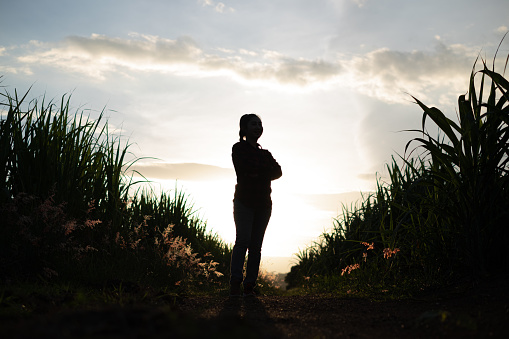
[{"xmin": 230, "ymin": 199, "xmax": 272, "ymax": 286}]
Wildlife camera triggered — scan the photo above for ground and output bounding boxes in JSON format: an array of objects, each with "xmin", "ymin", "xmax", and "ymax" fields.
[{"xmin": 0, "ymin": 277, "xmax": 508, "ymax": 338}]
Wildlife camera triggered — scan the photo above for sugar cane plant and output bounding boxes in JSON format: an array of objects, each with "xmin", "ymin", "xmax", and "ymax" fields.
[
  {"xmin": 286, "ymin": 46, "xmax": 509, "ymax": 293},
  {"xmin": 0, "ymin": 85, "xmax": 231, "ymax": 290}
]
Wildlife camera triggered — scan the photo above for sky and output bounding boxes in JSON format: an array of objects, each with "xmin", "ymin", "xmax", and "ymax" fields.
[{"xmin": 1, "ymin": 0, "xmax": 508, "ymax": 273}]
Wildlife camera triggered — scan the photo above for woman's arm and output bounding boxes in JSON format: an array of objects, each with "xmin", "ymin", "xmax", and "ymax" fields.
[
  {"xmin": 232, "ymin": 143, "xmax": 281, "ymax": 180},
  {"xmin": 232, "ymin": 143, "xmax": 259, "ymax": 178},
  {"xmin": 262, "ymin": 150, "xmax": 282, "ymax": 180}
]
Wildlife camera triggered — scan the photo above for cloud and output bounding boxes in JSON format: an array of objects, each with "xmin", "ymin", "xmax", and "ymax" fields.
[
  {"xmin": 345, "ymin": 42, "xmax": 477, "ymax": 104},
  {"xmin": 14, "ymin": 33, "xmax": 344, "ymax": 86},
  {"xmin": 0, "ymin": 45, "xmax": 33, "ymax": 75},
  {"xmin": 16, "ymin": 34, "xmax": 203, "ymax": 79},
  {"xmin": 496, "ymin": 25, "xmax": 508, "ymax": 34},
  {"xmin": 0, "ymin": 64, "xmax": 33, "ymax": 75},
  {"xmin": 352, "ymin": 0, "xmax": 368, "ymax": 8},
  {"xmin": 223, "ymin": 56, "xmax": 343, "ymax": 86},
  {"xmin": 299, "ymin": 191, "xmax": 365, "ymax": 213},
  {"xmin": 130, "ymin": 162, "xmax": 235, "ymax": 181},
  {"xmin": 357, "ymin": 173, "xmax": 377, "ymax": 182},
  {"xmin": 9, "ymin": 33, "xmax": 485, "ymax": 104},
  {"xmin": 199, "ymin": 0, "xmax": 235, "ymax": 13}
]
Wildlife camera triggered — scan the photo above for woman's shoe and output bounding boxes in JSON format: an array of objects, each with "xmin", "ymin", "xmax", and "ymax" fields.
[
  {"xmin": 230, "ymin": 283, "xmax": 242, "ymax": 297},
  {"xmin": 243, "ymin": 283, "xmax": 256, "ymax": 297}
]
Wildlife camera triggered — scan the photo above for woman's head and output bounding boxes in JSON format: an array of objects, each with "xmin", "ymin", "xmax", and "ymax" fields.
[{"xmin": 239, "ymin": 113, "xmax": 263, "ymax": 142}]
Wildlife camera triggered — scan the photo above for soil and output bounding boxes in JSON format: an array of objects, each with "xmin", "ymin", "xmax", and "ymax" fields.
[{"xmin": 1, "ymin": 277, "xmax": 508, "ymax": 338}]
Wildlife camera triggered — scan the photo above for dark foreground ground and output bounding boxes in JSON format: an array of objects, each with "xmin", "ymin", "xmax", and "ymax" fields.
[{"xmin": 1, "ymin": 277, "xmax": 508, "ymax": 338}]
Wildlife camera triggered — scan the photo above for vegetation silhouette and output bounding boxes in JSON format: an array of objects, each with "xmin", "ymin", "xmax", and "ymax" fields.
[
  {"xmin": 286, "ymin": 41, "xmax": 509, "ymax": 294},
  {"xmin": 1, "ymin": 38, "xmax": 508, "ymax": 302},
  {"xmin": 1, "ymin": 40, "xmax": 509, "ymax": 338},
  {"xmin": 0, "ymin": 84, "xmax": 231, "ymax": 291}
]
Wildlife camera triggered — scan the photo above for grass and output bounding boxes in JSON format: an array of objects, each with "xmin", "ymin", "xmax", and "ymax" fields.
[
  {"xmin": 0, "ymin": 84, "xmax": 236, "ymax": 294},
  {"xmin": 286, "ymin": 41, "xmax": 509, "ymax": 296}
]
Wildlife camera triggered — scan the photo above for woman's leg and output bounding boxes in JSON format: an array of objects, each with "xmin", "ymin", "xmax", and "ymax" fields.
[
  {"xmin": 244, "ymin": 206, "xmax": 272, "ymax": 286},
  {"xmin": 230, "ymin": 200, "xmax": 254, "ymax": 285}
]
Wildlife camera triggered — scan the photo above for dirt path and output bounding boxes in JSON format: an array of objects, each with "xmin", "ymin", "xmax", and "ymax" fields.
[
  {"xmin": 1, "ymin": 279, "xmax": 508, "ymax": 338},
  {"xmin": 178, "ymin": 291, "xmax": 508, "ymax": 338}
]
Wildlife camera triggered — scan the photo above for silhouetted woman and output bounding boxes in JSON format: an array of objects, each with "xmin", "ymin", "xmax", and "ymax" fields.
[{"xmin": 230, "ymin": 113, "xmax": 282, "ymax": 297}]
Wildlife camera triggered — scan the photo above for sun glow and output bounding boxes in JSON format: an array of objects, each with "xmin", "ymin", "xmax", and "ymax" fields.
[{"xmin": 141, "ymin": 175, "xmax": 340, "ymax": 269}]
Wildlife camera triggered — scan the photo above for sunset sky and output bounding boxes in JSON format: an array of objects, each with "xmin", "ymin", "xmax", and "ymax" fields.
[{"xmin": 1, "ymin": 0, "xmax": 508, "ymax": 272}]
